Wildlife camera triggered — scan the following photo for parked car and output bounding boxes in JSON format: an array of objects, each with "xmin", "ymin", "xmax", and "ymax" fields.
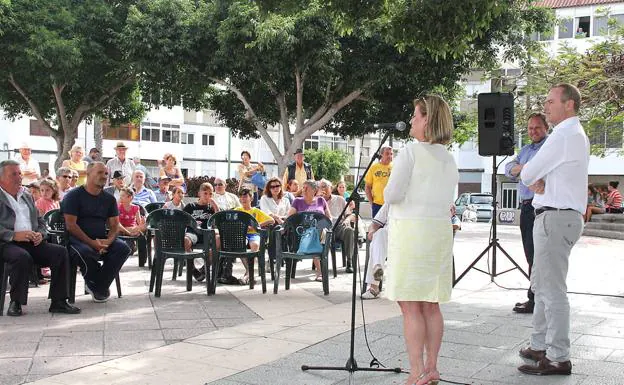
[{"xmin": 455, "ymin": 193, "xmax": 494, "ymax": 222}]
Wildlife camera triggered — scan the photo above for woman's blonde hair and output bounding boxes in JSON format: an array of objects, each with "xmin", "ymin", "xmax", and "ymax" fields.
[{"xmin": 413, "ymin": 95, "xmax": 453, "ymax": 145}]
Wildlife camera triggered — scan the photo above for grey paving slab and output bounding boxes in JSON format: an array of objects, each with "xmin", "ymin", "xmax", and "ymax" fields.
[{"xmin": 0, "ymin": 358, "xmax": 32, "ymax": 376}]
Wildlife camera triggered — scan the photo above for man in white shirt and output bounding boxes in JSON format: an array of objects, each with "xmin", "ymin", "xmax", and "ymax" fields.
[
  {"xmin": 106, "ymin": 142, "xmax": 135, "ymax": 186},
  {"xmin": 0, "ymin": 160, "xmax": 80, "ymax": 316},
  {"xmin": 16, "ymin": 143, "xmax": 40, "ymax": 186},
  {"xmin": 517, "ymin": 83, "xmax": 589, "ymax": 376},
  {"xmin": 319, "ymin": 179, "xmax": 355, "ymax": 273}
]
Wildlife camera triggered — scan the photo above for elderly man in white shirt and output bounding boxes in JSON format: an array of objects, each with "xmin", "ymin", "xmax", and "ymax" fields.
[
  {"xmin": 516, "ymin": 83, "xmax": 589, "ymax": 377},
  {"xmin": 16, "ymin": 143, "xmax": 40, "ymax": 186}
]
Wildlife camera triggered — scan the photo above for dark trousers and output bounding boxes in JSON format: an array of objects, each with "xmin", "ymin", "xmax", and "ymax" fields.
[
  {"xmin": 520, "ymin": 201, "xmax": 535, "ymax": 303},
  {"xmin": 3, "ymin": 241, "xmax": 70, "ymax": 305},
  {"xmin": 69, "ymin": 237, "xmax": 130, "ymax": 294},
  {"xmin": 371, "ymin": 203, "xmax": 383, "ymax": 219}
]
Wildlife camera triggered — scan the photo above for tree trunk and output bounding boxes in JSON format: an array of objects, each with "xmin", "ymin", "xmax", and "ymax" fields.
[
  {"xmin": 94, "ymin": 118, "xmax": 103, "ymax": 153},
  {"xmin": 53, "ymin": 119, "xmax": 79, "ymax": 171},
  {"xmin": 51, "ymin": 127, "xmax": 65, "ymax": 172}
]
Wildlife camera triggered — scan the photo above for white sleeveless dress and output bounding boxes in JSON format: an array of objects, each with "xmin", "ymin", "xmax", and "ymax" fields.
[{"xmin": 384, "ymin": 142, "xmax": 459, "ymax": 302}]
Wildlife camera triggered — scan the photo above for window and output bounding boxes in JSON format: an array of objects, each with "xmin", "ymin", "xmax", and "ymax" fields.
[
  {"xmin": 360, "ymin": 146, "xmax": 370, "ymax": 157},
  {"xmin": 202, "ymin": 134, "xmax": 215, "ymax": 146},
  {"xmin": 304, "ymin": 135, "xmax": 319, "ymax": 150},
  {"xmin": 181, "ymin": 133, "xmax": 194, "ymax": 144},
  {"xmin": 575, "ymin": 16, "xmax": 590, "ymax": 38},
  {"xmin": 558, "ymin": 18, "xmax": 574, "ymax": 39},
  {"xmin": 501, "ymin": 183, "xmax": 518, "ymax": 209},
  {"xmin": 594, "ymin": 14, "xmax": 624, "ymax": 36},
  {"xmin": 141, "ymin": 122, "xmax": 160, "ymax": 142},
  {"xmin": 202, "ymin": 135, "xmax": 208, "ymax": 146},
  {"xmin": 29, "ymin": 120, "xmax": 49, "ymax": 137},
  {"xmin": 103, "ymin": 121, "xmax": 140, "ymax": 141},
  {"xmin": 161, "ymin": 123, "xmax": 180, "ymax": 143},
  {"xmin": 589, "ymin": 122, "xmax": 624, "ymax": 149}
]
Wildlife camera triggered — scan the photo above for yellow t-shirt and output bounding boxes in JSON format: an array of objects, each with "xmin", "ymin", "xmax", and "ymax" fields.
[
  {"xmin": 235, "ymin": 207, "xmax": 272, "ymax": 234},
  {"xmin": 282, "ymin": 164, "xmax": 313, "ymax": 188},
  {"xmin": 364, "ymin": 162, "xmax": 392, "ymax": 205}
]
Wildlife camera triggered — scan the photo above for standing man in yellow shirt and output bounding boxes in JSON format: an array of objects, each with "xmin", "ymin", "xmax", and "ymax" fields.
[
  {"xmin": 365, "ymin": 146, "xmax": 393, "ymax": 218},
  {"xmin": 282, "ymin": 148, "xmax": 314, "ymax": 196}
]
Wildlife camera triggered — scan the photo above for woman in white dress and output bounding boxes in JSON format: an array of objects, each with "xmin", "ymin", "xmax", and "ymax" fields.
[{"xmin": 384, "ymin": 95, "xmax": 459, "ymax": 385}]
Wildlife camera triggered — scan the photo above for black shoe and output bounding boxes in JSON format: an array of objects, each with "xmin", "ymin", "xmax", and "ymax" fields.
[
  {"xmin": 7, "ymin": 301, "xmax": 22, "ymax": 316},
  {"xmin": 513, "ymin": 301, "xmax": 534, "ymax": 314},
  {"xmin": 218, "ymin": 276, "xmax": 240, "ymax": 285},
  {"xmin": 85, "ymin": 283, "xmax": 108, "ymax": 303},
  {"xmin": 192, "ymin": 267, "xmax": 206, "ymax": 282},
  {"xmin": 49, "ymin": 300, "xmax": 81, "ymax": 314},
  {"xmin": 345, "ymin": 266, "xmax": 354, "ymax": 274}
]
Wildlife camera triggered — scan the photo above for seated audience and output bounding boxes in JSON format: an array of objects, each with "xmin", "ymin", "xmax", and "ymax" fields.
[
  {"xmin": 153, "ymin": 176, "xmax": 172, "ymax": 202},
  {"xmin": 160, "ymin": 153, "xmax": 186, "ymax": 192},
  {"xmin": 212, "ymin": 177, "xmax": 241, "ymax": 284},
  {"xmin": 585, "ymin": 184, "xmax": 605, "ymax": 222},
  {"xmin": 70, "ymin": 169, "xmax": 80, "ymax": 188},
  {"xmin": 27, "ymin": 181, "xmax": 41, "ymax": 202},
  {"xmin": 62, "ymin": 162, "xmax": 131, "ymax": 303},
  {"xmin": 183, "ymin": 182, "xmax": 220, "ymax": 282},
  {"xmin": 62, "ymin": 145, "xmax": 88, "ymax": 186},
  {"xmin": 35, "ymin": 178, "xmax": 60, "ymax": 216},
  {"xmin": 335, "ymin": 180, "xmax": 350, "ymax": 200},
  {"xmin": 284, "ymin": 179, "xmax": 298, "ymax": 204},
  {"xmin": 605, "ymin": 181, "xmax": 623, "ymax": 213},
  {"xmin": 0, "ymin": 160, "xmax": 80, "ymax": 316},
  {"xmin": 212, "ymin": 178, "xmax": 240, "ymax": 210},
  {"xmin": 235, "ymin": 188, "xmax": 274, "ymax": 285},
  {"xmin": 56, "ymin": 167, "xmax": 74, "ymax": 199},
  {"xmin": 117, "ymin": 188, "xmax": 146, "ymax": 237},
  {"xmin": 318, "ymin": 179, "xmax": 355, "ymax": 273},
  {"xmin": 163, "ymin": 187, "xmax": 185, "ymax": 209},
  {"xmin": 287, "ymin": 180, "xmax": 332, "ymax": 282},
  {"xmin": 131, "ymin": 170, "xmax": 156, "ymax": 207},
  {"xmin": 259, "ymin": 177, "xmax": 291, "ymax": 225},
  {"xmin": 104, "ymin": 171, "xmax": 126, "ymax": 201}
]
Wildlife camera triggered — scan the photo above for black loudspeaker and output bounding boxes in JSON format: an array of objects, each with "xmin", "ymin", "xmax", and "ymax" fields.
[{"xmin": 478, "ymin": 93, "xmax": 515, "ymax": 156}]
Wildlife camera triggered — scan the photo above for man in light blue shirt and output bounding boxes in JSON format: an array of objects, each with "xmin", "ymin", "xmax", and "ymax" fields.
[
  {"xmin": 131, "ymin": 170, "xmax": 156, "ymax": 207},
  {"xmin": 504, "ymin": 112, "xmax": 548, "ymax": 314}
]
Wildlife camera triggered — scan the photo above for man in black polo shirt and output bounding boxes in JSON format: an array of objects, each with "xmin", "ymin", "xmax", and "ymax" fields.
[{"xmin": 62, "ymin": 162, "xmax": 131, "ymax": 302}]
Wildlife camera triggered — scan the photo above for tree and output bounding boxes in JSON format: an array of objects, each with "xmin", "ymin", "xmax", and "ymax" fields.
[
  {"xmin": 509, "ymin": 11, "xmax": 624, "ymax": 156},
  {"xmin": 126, "ymin": 0, "xmax": 549, "ymax": 174},
  {"xmin": 0, "ymin": 0, "xmax": 148, "ymax": 169},
  {"xmin": 304, "ymin": 148, "xmax": 351, "ymax": 184}
]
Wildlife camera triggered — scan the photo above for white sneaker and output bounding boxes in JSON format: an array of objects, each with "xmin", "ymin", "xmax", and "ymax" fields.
[{"xmin": 361, "ymin": 290, "xmax": 379, "ymax": 300}]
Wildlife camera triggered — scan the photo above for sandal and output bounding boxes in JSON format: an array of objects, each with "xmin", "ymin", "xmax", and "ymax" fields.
[
  {"xmin": 238, "ymin": 275, "xmax": 256, "ymax": 285},
  {"xmin": 314, "ymin": 275, "xmax": 323, "ymax": 282}
]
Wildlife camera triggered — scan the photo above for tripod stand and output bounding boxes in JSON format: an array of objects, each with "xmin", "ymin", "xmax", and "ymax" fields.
[
  {"xmin": 301, "ymin": 130, "xmax": 402, "ymax": 377},
  {"xmin": 454, "ymin": 156, "xmax": 529, "ymax": 285}
]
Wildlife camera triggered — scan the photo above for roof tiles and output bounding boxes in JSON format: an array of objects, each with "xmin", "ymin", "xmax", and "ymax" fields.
[{"xmin": 534, "ymin": 0, "xmax": 622, "ymax": 8}]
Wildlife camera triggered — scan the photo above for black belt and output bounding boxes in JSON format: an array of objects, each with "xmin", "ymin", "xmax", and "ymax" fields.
[{"xmin": 535, "ymin": 206, "xmax": 575, "ymax": 216}]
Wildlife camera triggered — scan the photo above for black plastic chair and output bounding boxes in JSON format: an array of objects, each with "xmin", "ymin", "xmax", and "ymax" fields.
[
  {"xmin": 146, "ymin": 209, "xmax": 212, "ymax": 297},
  {"xmin": 207, "ymin": 210, "xmax": 267, "ymax": 294},
  {"xmin": 44, "ymin": 209, "xmax": 122, "ymax": 303},
  {"xmin": 273, "ymin": 212, "xmax": 333, "ymax": 295},
  {"xmin": 144, "ymin": 202, "xmax": 165, "ymax": 266}
]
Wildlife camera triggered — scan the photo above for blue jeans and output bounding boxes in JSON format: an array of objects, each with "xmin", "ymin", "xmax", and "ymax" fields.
[
  {"xmin": 69, "ymin": 237, "xmax": 130, "ymax": 294},
  {"xmin": 371, "ymin": 203, "xmax": 383, "ymax": 219}
]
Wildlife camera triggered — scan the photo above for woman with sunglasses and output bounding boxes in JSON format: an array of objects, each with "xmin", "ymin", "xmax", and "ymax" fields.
[{"xmin": 260, "ymin": 178, "xmax": 291, "ymax": 271}]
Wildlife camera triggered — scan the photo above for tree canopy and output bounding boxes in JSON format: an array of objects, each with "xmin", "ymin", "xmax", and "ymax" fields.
[
  {"xmin": 126, "ymin": 0, "xmax": 549, "ymax": 172},
  {"xmin": 0, "ymin": 0, "xmax": 149, "ymax": 168}
]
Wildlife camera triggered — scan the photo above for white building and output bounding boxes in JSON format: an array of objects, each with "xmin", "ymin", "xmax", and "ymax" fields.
[{"xmin": 458, "ymin": 0, "xmax": 624, "ymax": 209}]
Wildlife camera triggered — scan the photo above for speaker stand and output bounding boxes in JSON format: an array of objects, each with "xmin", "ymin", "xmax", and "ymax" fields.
[{"xmin": 454, "ymin": 156, "xmax": 529, "ymax": 285}]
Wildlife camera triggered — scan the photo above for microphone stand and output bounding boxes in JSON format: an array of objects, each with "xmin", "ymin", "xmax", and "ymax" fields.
[{"xmin": 301, "ymin": 130, "xmax": 402, "ymax": 377}]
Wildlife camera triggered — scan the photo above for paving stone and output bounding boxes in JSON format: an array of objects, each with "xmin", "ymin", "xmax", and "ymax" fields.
[
  {"xmin": 0, "ymin": 375, "xmax": 26, "ymax": 385},
  {"xmin": 0, "ymin": 342, "xmax": 38, "ymax": 358},
  {"xmin": 0, "ymin": 358, "xmax": 31, "ymax": 376},
  {"xmin": 161, "ymin": 327, "xmax": 217, "ymax": 341},
  {"xmin": 29, "ymin": 356, "xmax": 107, "ymax": 375},
  {"xmin": 103, "ymin": 338, "xmax": 166, "ymax": 356},
  {"xmin": 36, "ymin": 333, "xmax": 104, "ymax": 357}
]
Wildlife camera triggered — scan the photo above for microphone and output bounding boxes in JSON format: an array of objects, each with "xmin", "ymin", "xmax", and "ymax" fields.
[{"xmin": 372, "ymin": 121, "xmax": 406, "ymax": 131}]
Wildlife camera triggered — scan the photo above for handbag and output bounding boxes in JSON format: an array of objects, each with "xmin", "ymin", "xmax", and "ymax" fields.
[
  {"xmin": 251, "ymin": 171, "xmax": 267, "ymax": 189},
  {"xmin": 296, "ymin": 223, "xmax": 323, "ymax": 254}
]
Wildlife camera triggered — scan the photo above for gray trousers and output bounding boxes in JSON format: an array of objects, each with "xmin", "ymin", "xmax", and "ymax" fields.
[{"xmin": 530, "ymin": 210, "xmax": 583, "ymax": 362}]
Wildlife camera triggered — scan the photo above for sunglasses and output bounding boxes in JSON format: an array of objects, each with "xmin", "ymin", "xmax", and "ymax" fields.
[
  {"xmin": 60, "ymin": 175, "xmax": 72, "ymax": 179},
  {"xmin": 214, "ymin": 183, "xmax": 224, "ymax": 186},
  {"xmin": 269, "ymin": 185, "xmax": 281, "ymax": 189},
  {"xmin": 72, "ymin": 176, "xmax": 78, "ymax": 179}
]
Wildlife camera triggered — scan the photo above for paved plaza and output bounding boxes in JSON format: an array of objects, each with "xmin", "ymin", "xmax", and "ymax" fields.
[{"xmin": 0, "ymin": 222, "xmax": 623, "ymax": 385}]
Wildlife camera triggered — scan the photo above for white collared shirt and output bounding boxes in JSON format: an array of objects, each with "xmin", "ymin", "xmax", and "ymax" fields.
[
  {"xmin": 520, "ymin": 116, "xmax": 589, "ymax": 214},
  {"xmin": 1, "ymin": 186, "xmax": 33, "ymax": 231},
  {"xmin": 17, "ymin": 156, "xmax": 41, "ymax": 185}
]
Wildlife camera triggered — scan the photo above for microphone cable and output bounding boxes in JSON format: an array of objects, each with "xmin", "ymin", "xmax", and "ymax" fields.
[{"xmin": 355, "ymin": 246, "xmax": 471, "ymax": 385}]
